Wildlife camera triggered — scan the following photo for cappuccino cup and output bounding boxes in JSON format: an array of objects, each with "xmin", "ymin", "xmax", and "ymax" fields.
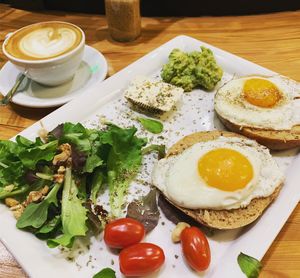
[{"xmin": 2, "ymin": 21, "xmax": 85, "ymax": 86}]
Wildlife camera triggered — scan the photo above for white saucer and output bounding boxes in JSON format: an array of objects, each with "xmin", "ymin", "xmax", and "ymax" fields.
[{"xmin": 0, "ymin": 45, "xmax": 108, "ymax": 108}]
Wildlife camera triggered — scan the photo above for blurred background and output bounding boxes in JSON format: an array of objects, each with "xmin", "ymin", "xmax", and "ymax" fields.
[{"xmin": 1, "ymin": 0, "xmax": 300, "ymax": 16}]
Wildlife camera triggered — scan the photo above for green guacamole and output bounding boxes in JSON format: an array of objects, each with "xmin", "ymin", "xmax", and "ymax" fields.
[{"xmin": 161, "ymin": 46, "xmax": 223, "ymax": 91}]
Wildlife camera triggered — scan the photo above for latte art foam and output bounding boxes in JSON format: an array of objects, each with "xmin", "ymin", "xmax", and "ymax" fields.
[
  {"xmin": 19, "ymin": 28, "xmax": 78, "ymax": 59},
  {"xmin": 4, "ymin": 22, "xmax": 82, "ymax": 60}
]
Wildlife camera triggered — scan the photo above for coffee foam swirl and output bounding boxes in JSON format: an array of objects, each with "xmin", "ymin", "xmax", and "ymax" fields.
[
  {"xmin": 4, "ymin": 22, "xmax": 82, "ymax": 60},
  {"xmin": 19, "ymin": 28, "xmax": 78, "ymax": 59}
]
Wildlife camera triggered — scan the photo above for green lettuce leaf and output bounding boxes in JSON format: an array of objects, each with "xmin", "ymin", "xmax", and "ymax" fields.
[
  {"xmin": 60, "ymin": 122, "xmax": 91, "ymax": 153},
  {"xmin": 37, "ymin": 215, "xmax": 61, "ymax": 234},
  {"xmin": 16, "ymin": 182, "xmax": 61, "ymax": 229},
  {"xmin": 101, "ymin": 124, "xmax": 147, "ymax": 216},
  {"xmin": 237, "ymin": 252, "xmax": 262, "ymax": 278},
  {"xmin": 0, "ymin": 140, "xmax": 25, "ymax": 188},
  {"xmin": 49, "ymin": 122, "xmax": 104, "ymax": 173},
  {"xmin": 48, "ymin": 168, "xmax": 87, "ymax": 248},
  {"xmin": 90, "ymin": 169, "xmax": 104, "ymax": 203},
  {"xmin": 19, "ymin": 140, "xmax": 58, "ymax": 170}
]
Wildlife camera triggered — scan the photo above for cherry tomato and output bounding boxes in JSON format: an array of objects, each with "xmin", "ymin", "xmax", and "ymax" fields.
[
  {"xmin": 180, "ymin": 226, "xmax": 211, "ymax": 272},
  {"xmin": 119, "ymin": 242, "xmax": 165, "ymax": 276},
  {"xmin": 104, "ymin": 218, "xmax": 145, "ymax": 249}
]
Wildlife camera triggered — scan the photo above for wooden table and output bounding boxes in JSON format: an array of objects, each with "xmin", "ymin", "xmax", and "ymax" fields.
[{"xmin": 0, "ymin": 4, "xmax": 300, "ymax": 278}]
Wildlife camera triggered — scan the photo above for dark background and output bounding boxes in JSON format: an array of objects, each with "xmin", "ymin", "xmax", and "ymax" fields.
[{"xmin": 2, "ymin": 0, "xmax": 300, "ymax": 16}]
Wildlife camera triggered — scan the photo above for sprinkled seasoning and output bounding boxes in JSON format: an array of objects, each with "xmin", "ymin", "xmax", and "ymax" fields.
[{"xmin": 124, "ymin": 76, "xmax": 184, "ymax": 113}]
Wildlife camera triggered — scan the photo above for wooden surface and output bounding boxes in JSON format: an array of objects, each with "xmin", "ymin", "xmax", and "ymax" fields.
[{"xmin": 0, "ymin": 4, "xmax": 300, "ymax": 278}]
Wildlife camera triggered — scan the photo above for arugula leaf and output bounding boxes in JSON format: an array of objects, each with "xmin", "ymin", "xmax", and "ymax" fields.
[
  {"xmin": 19, "ymin": 140, "xmax": 58, "ymax": 169},
  {"xmin": 237, "ymin": 252, "xmax": 262, "ymax": 278},
  {"xmin": 48, "ymin": 168, "xmax": 87, "ymax": 248},
  {"xmin": 93, "ymin": 268, "xmax": 116, "ymax": 278},
  {"xmin": 101, "ymin": 124, "xmax": 147, "ymax": 216},
  {"xmin": 137, "ymin": 118, "xmax": 163, "ymax": 134},
  {"xmin": 142, "ymin": 144, "xmax": 166, "ymax": 159},
  {"xmin": 16, "ymin": 183, "xmax": 61, "ymax": 229}
]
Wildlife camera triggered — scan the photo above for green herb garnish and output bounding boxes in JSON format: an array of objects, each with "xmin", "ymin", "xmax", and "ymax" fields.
[
  {"xmin": 93, "ymin": 267, "xmax": 116, "ymax": 278},
  {"xmin": 137, "ymin": 117, "xmax": 163, "ymax": 134},
  {"xmin": 237, "ymin": 252, "xmax": 262, "ymax": 278}
]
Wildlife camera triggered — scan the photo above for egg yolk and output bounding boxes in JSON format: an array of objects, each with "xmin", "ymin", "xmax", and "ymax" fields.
[
  {"xmin": 198, "ymin": 148, "xmax": 253, "ymax": 191},
  {"xmin": 243, "ymin": 78, "xmax": 282, "ymax": 108}
]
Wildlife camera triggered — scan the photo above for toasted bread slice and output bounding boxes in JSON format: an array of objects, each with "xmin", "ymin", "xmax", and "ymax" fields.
[
  {"xmin": 215, "ymin": 112, "xmax": 300, "ymax": 151},
  {"xmin": 163, "ymin": 130, "xmax": 282, "ymax": 229}
]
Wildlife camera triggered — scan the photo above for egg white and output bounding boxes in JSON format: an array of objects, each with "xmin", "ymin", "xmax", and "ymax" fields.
[
  {"xmin": 152, "ymin": 136, "xmax": 284, "ymax": 210},
  {"xmin": 214, "ymin": 76, "xmax": 300, "ymax": 130}
]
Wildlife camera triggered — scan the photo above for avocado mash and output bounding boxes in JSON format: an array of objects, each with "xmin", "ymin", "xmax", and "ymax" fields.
[{"xmin": 161, "ymin": 46, "xmax": 223, "ymax": 91}]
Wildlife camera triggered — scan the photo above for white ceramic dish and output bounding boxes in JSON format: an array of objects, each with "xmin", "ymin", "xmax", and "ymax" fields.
[
  {"xmin": 0, "ymin": 45, "xmax": 108, "ymax": 107},
  {"xmin": 0, "ymin": 35, "xmax": 299, "ymax": 278}
]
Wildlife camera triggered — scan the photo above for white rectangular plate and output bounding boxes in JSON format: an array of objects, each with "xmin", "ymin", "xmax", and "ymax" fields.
[{"xmin": 1, "ymin": 35, "xmax": 300, "ymax": 278}]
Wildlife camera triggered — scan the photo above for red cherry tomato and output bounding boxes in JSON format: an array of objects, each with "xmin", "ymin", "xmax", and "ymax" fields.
[
  {"xmin": 104, "ymin": 218, "xmax": 145, "ymax": 249},
  {"xmin": 119, "ymin": 242, "xmax": 165, "ymax": 276},
  {"xmin": 180, "ymin": 226, "xmax": 211, "ymax": 272}
]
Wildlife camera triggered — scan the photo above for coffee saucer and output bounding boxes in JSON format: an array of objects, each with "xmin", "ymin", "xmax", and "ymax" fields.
[{"xmin": 0, "ymin": 45, "xmax": 108, "ymax": 108}]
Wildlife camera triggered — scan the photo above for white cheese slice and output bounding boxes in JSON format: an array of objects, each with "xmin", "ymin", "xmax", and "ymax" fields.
[{"xmin": 124, "ymin": 76, "xmax": 184, "ymax": 112}]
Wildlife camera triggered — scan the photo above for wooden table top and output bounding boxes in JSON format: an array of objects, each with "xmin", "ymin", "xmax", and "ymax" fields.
[{"xmin": 0, "ymin": 4, "xmax": 300, "ymax": 278}]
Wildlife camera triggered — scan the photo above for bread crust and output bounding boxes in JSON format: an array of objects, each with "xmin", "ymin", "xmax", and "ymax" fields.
[
  {"xmin": 163, "ymin": 130, "xmax": 282, "ymax": 230},
  {"xmin": 216, "ymin": 113, "xmax": 300, "ymax": 150}
]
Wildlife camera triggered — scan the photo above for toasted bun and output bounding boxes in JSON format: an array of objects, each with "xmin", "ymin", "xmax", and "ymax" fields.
[
  {"xmin": 163, "ymin": 130, "xmax": 282, "ymax": 229},
  {"xmin": 216, "ymin": 113, "xmax": 300, "ymax": 150}
]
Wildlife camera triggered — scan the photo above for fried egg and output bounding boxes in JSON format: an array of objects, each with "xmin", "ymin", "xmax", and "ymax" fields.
[
  {"xmin": 214, "ymin": 76, "xmax": 300, "ymax": 130},
  {"xmin": 152, "ymin": 136, "xmax": 284, "ymax": 210}
]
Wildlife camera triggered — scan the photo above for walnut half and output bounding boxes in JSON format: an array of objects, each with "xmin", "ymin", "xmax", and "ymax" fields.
[{"xmin": 53, "ymin": 143, "xmax": 72, "ymax": 166}]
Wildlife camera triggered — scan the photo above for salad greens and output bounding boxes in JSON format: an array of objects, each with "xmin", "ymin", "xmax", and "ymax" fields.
[
  {"xmin": 137, "ymin": 117, "xmax": 163, "ymax": 134},
  {"xmin": 0, "ymin": 122, "xmax": 149, "ymax": 248},
  {"xmin": 101, "ymin": 124, "xmax": 147, "ymax": 216},
  {"xmin": 237, "ymin": 252, "xmax": 262, "ymax": 278},
  {"xmin": 16, "ymin": 182, "xmax": 61, "ymax": 229}
]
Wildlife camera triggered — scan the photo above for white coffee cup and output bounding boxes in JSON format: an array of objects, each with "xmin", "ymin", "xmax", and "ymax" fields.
[{"xmin": 2, "ymin": 21, "xmax": 85, "ymax": 86}]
